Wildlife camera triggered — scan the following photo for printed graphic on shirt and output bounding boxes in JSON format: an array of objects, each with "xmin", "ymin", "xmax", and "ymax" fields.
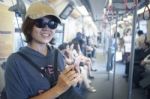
[{"xmin": 45, "ymin": 65, "xmax": 54, "ymax": 75}]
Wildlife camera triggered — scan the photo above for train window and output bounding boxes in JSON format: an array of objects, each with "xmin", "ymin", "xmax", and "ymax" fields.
[
  {"xmin": 54, "ymin": 23, "xmax": 65, "ymax": 47},
  {"xmin": 59, "ymin": 4, "xmax": 74, "ymax": 19}
]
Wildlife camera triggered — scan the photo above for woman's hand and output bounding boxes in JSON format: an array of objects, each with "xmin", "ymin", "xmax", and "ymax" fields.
[
  {"xmin": 54, "ymin": 65, "xmax": 81, "ymax": 95},
  {"xmin": 30, "ymin": 65, "xmax": 82, "ymax": 99}
]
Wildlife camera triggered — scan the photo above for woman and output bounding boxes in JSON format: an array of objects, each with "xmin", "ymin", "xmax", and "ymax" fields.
[
  {"xmin": 72, "ymin": 41, "xmax": 94, "ymax": 77},
  {"xmin": 5, "ymin": 1, "xmax": 82, "ymax": 99},
  {"xmin": 123, "ymin": 28, "xmax": 132, "ymax": 63},
  {"xmin": 58, "ymin": 43, "xmax": 96, "ymax": 93}
]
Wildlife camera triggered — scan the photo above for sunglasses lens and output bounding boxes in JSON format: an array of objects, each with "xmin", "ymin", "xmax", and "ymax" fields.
[
  {"xmin": 35, "ymin": 19, "xmax": 58, "ymax": 29},
  {"xmin": 34, "ymin": 19, "xmax": 45, "ymax": 28},
  {"xmin": 48, "ymin": 20, "xmax": 58, "ymax": 29}
]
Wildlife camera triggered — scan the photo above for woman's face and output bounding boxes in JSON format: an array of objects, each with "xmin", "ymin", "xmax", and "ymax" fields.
[{"xmin": 31, "ymin": 17, "xmax": 56, "ymax": 45}]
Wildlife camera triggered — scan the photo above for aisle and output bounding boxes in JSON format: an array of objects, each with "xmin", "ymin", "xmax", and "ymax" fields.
[{"xmin": 83, "ymin": 48, "xmax": 146, "ymax": 99}]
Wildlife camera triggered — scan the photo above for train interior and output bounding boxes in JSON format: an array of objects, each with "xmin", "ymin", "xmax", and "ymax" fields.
[{"xmin": 0, "ymin": 0, "xmax": 150, "ymax": 99}]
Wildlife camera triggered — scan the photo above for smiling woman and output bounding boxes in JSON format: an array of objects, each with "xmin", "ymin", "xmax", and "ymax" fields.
[{"xmin": 4, "ymin": 1, "xmax": 84, "ymax": 99}]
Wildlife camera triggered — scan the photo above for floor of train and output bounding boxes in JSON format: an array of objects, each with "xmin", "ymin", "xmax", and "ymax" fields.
[{"xmin": 82, "ymin": 47, "xmax": 147, "ymax": 99}]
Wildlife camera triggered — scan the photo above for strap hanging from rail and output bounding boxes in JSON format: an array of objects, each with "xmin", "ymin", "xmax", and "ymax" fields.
[
  {"xmin": 143, "ymin": 0, "xmax": 150, "ymax": 20},
  {"xmin": 124, "ymin": 0, "xmax": 129, "ymax": 12},
  {"xmin": 123, "ymin": 0, "xmax": 138, "ymax": 12}
]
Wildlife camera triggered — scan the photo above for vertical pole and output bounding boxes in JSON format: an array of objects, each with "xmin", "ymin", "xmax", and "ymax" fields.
[
  {"xmin": 81, "ymin": 15, "xmax": 84, "ymax": 34},
  {"xmin": 15, "ymin": 14, "xmax": 24, "ymax": 47},
  {"xmin": 112, "ymin": 13, "xmax": 118, "ymax": 99},
  {"xmin": 128, "ymin": 4, "xmax": 138, "ymax": 99},
  {"xmin": 107, "ymin": 22, "xmax": 112, "ymax": 81}
]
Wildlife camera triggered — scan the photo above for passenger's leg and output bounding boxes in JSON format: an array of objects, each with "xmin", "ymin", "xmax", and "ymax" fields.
[{"xmin": 80, "ymin": 67, "xmax": 96, "ymax": 92}]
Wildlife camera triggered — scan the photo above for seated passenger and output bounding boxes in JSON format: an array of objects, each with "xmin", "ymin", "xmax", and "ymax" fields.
[
  {"xmin": 71, "ymin": 41, "xmax": 95, "ymax": 79},
  {"xmin": 58, "ymin": 43, "xmax": 96, "ymax": 93},
  {"xmin": 124, "ymin": 42, "xmax": 150, "ymax": 78}
]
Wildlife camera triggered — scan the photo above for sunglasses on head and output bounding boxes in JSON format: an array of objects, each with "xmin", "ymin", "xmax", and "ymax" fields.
[{"xmin": 34, "ymin": 18, "xmax": 59, "ymax": 29}]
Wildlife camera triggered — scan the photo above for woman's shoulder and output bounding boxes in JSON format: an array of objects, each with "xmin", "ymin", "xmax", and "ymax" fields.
[
  {"xmin": 6, "ymin": 49, "xmax": 28, "ymax": 67},
  {"xmin": 5, "ymin": 52, "xmax": 22, "ymax": 72},
  {"xmin": 8, "ymin": 47, "xmax": 29, "ymax": 58},
  {"xmin": 7, "ymin": 52, "xmax": 20, "ymax": 62}
]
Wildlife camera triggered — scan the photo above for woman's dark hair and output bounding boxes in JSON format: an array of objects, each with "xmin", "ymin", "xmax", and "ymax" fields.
[
  {"xmin": 58, "ymin": 43, "xmax": 69, "ymax": 58},
  {"xmin": 64, "ymin": 51, "xmax": 69, "ymax": 58},
  {"xmin": 114, "ymin": 32, "xmax": 120, "ymax": 38},
  {"xmin": 137, "ymin": 30, "xmax": 144, "ymax": 36},
  {"xmin": 71, "ymin": 39, "xmax": 79, "ymax": 51},
  {"xmin": 73, "ymin": 42, "xmax": 80, "ymax": 54},
  {"xmin": 68, "ymin": 42, "xmax": 72, "ymax": 47},
  {"xmin": 58, "ymin": 43, "xmax": 68, "ymax": 51},
  {"xmin": 22, "ymin": 17, "xmax": 35, "ymax": 43}
]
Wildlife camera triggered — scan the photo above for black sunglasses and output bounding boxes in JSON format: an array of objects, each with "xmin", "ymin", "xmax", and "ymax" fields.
[{"xmin": 34, "ymin": 18, "xmax": 59, "ymax": 29}]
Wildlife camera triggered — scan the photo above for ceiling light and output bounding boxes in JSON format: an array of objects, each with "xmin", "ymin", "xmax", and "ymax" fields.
[{"xmin": 76, "ymin": 6, "xmax": 89, "ymax": 16}]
